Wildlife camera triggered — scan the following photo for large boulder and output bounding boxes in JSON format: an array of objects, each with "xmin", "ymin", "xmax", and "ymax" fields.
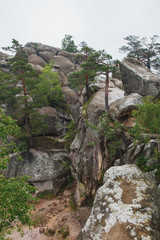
[
  {"xmin": 53, "ymin": 55, "xmax": 74, "ymax": 75},
  {"xmin": 77, "ymin": 165, "xmax": 160, "ymax": 240},
  {"xmin": 58, "ymin": 50, "xmax": 84, "ymax": 64},
  {"xmin": 62, "ymin": 86, "xmax": 81, "ymax": 120},
  {"xmin": 28, "ymin": 54, "xmax": 47, "ymax": 67},
  {"xmin": 85, "ymin": 89, "xmax": 105, "ymax": 126},
  {"xmin": 7, "ymin": 147, "xmax": 70, "ymax": 194},
  {"xmin": 37, "ymin": 106, "xmax": 64, "ymax": 136},
  {"xmin": 109, "ymin": 93, "xmax": 143, "ymax": 121},
  {"xmin": 38, "ymin": 51, "xmax": 55, "ymax": 63},
  {"xmin": 120, "ymin": 58, "xmax": 160, "ymax": 98}
]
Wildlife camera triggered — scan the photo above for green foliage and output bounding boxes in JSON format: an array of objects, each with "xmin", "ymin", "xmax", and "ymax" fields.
[
  {"xmin": 119, "ymin": 35, "xmax": 160, "ymax": 71},
  {"xmin": 57, "ymin": 226, "xmax": 70, "ymax": 239},
  {"xmin": 64, "ymin": 121, "xmax": 78, "ymax": 151},
  {"xmin": 61, "ymin": 34, "xmax": 78, "ymax": 53},
  {"xmin": 132, "ymin": 96, "xmax": 160, "ymax": 135},
  {"xmin": 0, "ymin": 108, "xmax": 21, "ymax": 169},
  {"xmin": 0, "ymin": 108, "xmax": 36, "ymax": 235},
  {"xmin": 36, "ymin": 65, "xmax": 68, "ymax": 112},
  {"xmin": 69, "ymin": 195, "xmax": 77, "ymax": 212},
  {"xmin": 0, "ymin": 175, "xmax": 35, "ymax": 231},
  {"xmin": 86, "ymin": 113, "xmax": 123, "ymax": 159}
]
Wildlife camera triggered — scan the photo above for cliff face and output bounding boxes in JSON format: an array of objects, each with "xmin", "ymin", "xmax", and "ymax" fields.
[
  {"xmin": 1, "ymin": 44, "xmax": 160, "ymax": 239},
  {"xmin": 120, "ymin": 58, "xmax": 160, "ymax": 98}
]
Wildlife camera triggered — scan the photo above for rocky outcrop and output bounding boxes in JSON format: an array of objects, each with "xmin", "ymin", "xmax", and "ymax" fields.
[
  {"xmin": 120, "ymin": 58, "xmax": 160, "ymax": 98},
  {"xmin": 37, "ymin": 106, "xmax": 64, "ymax": 136},
  {"xmin": 28, "ymin": 54, "xmax": 47, "ymax": 67},
  {"xmin": 7, "ymin": 147, "xmax": 70, "ymax": 194},
  {"xmin": 53, "ymin": 55, "xmax": 74, "ymax": 75},
  {"xmin": 109, "ymin": 93, "xmax": 143, "ymax": 121},
  {"xmin": 77, "ymin": 165, "xmax": 160, "ymax": 240},
  {"xmin": 62, "ymin": 86, "xmax": 81, "ymax": 121},
  {"xmin": 120, "ymin": 136, "xmax": 160, "ymax": 167}
]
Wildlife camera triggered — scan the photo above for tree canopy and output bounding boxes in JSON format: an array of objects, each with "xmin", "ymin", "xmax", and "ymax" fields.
[
  {"xmin": 61, "ymin": 34, "xmax": 78, "ymax": 53},
  {"xmin": 0, "ymin": 108, "xmax": 36, "ymax": 236},
  {"xmin": 119, "ymin": 35, "xmax": 160, "ymax": 71}
]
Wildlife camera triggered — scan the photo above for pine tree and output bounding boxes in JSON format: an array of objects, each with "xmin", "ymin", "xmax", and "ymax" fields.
[
  {"xmin": 61, "ymin": 34, "xmax": 78, "ymax": 53},
  {"xmin": 119, "ymin": 35, "xmax": 160, "ymax": 71},
  {"xmin": 2, "ymin": 39, "xmax": 39, "ymax": 146}
]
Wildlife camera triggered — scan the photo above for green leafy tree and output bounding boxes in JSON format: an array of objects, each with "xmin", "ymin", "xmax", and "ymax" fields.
[
  {"xmin": 0, "ymin": 108, "xmax": 36, "ymax": 235},
  {"xmin": 131, "ymin": 96, "xmax": 160, "ymax": 136},
  {"xmin": 35, "ymin": 65, "xmax": 68, "ymax": 112},
  {"xmin": 119, "ymin": 35, "xmax": 160, "ymax": 70},
  {"xmin": 61, "ymin": 34, "xmax": 78, "ymax": 53}
]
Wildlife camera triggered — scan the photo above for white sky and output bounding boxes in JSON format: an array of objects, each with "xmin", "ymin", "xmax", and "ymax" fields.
[{"xmin": 1, "ymin": 0, "xmax": 160, "ymax": 60}]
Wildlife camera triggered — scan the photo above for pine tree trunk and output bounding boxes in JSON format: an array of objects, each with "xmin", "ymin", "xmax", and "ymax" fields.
[{"xmin": 105, "ymin": 72, "xmax": 109, "ymax": 112}]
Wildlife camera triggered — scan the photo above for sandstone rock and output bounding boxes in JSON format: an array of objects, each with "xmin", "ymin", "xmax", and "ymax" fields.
[
  {"xmin": 58, "ymin": 50, "xmax": 84, "ymax": 64},
  {"xmin": 25, "ymin": 42, "xmax": 59, "ymax": 54},
  {"xmin": 37, "ymin": 106, "xmax": 64, "ymax": 136},
  {"xmin": 28, "ymin": 63, "xmax": 43, "ymax": 73},
  {"xmin": 120, "ymin": 58, "xmax": 160, "ymax": 98},
  {"xmin": 62, "ymin": 86, "xmax": 81, "ymax": 120},
  {"xmin": 54, "ymin": 69, "xmax": 68, "ymax": 86},
  {"xmin": 110, "ymin": 78, "xmax": 123, "ymax": 89},
  {"xmin": 28, "ymin": 54, "xmax": 47, "ymax": 67},
  {"xmin": 78, "ymin": 165, "xmax": 160, "ymax": 240},
  {"xmin": 53, "ymin": 55, "xmax": 74, "ymax": 75},
  {"xmin": 39, "ymin": 51, "xmax": 55, "ymax": 63},
  {"xmin": 109, "ymin": 93, "xmax": 143, "ymax": 121},
  {"xmin": 121, "ymin": 138, "xmax": 159, "ymax": 166},
  {"xmin": 70, "ymin": 127, "xmax": 104, "ymax": 204},
  {"xmin": 23, "ymin": 46, "xmax": 36, "ymax": 56},
  {"xmin": 7, "ymin": 148, "xmax": 70, "ymax": 194},
  {"xmin": 86, "ymin": 89, "xmax": 105, "ymax": 125}
]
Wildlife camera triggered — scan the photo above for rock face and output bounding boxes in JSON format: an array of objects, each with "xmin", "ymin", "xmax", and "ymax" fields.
[
  {"xmin": 120, "ymin": 58, "xmax": 160, "ymax": 98},
  {"xmin": 37, "ymin": 106, "xmax": 64, "ymax": 136},
  {"xmin": 109, "ymin": 93, "xmax": 143, "ymax": 121},
  {"xmin": 7, "ymin": 147, "xmax": 70, "ymax": 195},
  {"xmin": 77, "ymin": 165, "xmax": 160, "ymax": 240},
  {"xmin": 53, "ymin": 55, "xmax": 74, "ymax": 75}
]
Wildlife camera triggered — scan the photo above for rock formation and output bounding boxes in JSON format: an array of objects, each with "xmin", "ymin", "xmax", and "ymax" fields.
[
  {"xmin": 77, "ymin": 165, "xmax": 160, "ymax": 240},
  {"xmin": 120, "ymin": 58, "xmax": 160, "ymax": 98}
]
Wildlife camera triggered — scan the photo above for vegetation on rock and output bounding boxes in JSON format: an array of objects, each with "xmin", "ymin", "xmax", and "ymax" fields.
[
  {"xmin": 0, "ymin": 108, "xmax": 36, "ymax": 237},
  {"xmin": 61, "ymin": 34, "xmax": 78, "ymax": 53},
  {"xmin": 119, "ymin": 35, "xmax": 160, "ymax": 71}
]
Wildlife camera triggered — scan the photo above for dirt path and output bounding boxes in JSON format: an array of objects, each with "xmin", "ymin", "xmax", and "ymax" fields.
[{"xmin": 5, "ymin": 185, "xmax": 91, "ymax": 240}]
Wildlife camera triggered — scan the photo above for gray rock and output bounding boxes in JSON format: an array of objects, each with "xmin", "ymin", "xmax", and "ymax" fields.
[
  {"xmin": 58, "ymin": 50, "xmax": 84, "ymax": 64},
  {"xmin": 62, "ymin": 86, "xmax": 81, "ymax": 120},
  {"xmin": 39, "ymin": 51, "xmax": 55, "ymax": 63},
  {"xmin": 120, "ymin": 58, "xmax": 160, "ymax": 98},
  {"xmin": 53, "ymin": 55, "xmax": 74, "ymax": 75},
  {"xmin": 23, "ymin": 47, "xmax": 36, "ymax": 56},
  {"xmin": 86, "ymin": 89, "xmax": 105, "ymax": 125},
  {"xmin": 7, "ymin": 148, "xmax": 70, "ymax": 194},
  {"xmin": 28, "ymin": 54, "xmax": 47, "ymax": 67},
  {"xmin": 78, "ymin": 165, "xmax": 160, "ymax": 239},
  {"xmin": 37, "ymin": 106, "xmax": 64, "ymax": 136},
  {"xmin": 109, "ymin": 93, "xmax": 143, "ymax": 121}
]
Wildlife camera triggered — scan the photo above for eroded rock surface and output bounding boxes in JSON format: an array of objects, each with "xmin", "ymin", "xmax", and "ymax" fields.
[
  {"xmin": 109, "ymin": 93, "xmax": 143, "ymax": 121},
  {"xmin": 77, "ymin": 165, "xmax": 160, "ymax": 240},
  {"xmin": 7, "ymin": 147, "xmax": 70, "ymax": 194},
  {"xmin": 120, "ymin": 58, "xmax": 160, "ymax": 98}
]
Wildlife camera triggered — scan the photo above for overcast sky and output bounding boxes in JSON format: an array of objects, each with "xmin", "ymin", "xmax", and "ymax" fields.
[{"xmin": 1, "ymin": 0, "xmax": 160, "ymax": 60}]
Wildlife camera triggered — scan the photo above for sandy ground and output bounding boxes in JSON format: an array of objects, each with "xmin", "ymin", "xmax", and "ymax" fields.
[{"xmin": 5, "ymin": 184, "xmax": 91, "ymax": 240}]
